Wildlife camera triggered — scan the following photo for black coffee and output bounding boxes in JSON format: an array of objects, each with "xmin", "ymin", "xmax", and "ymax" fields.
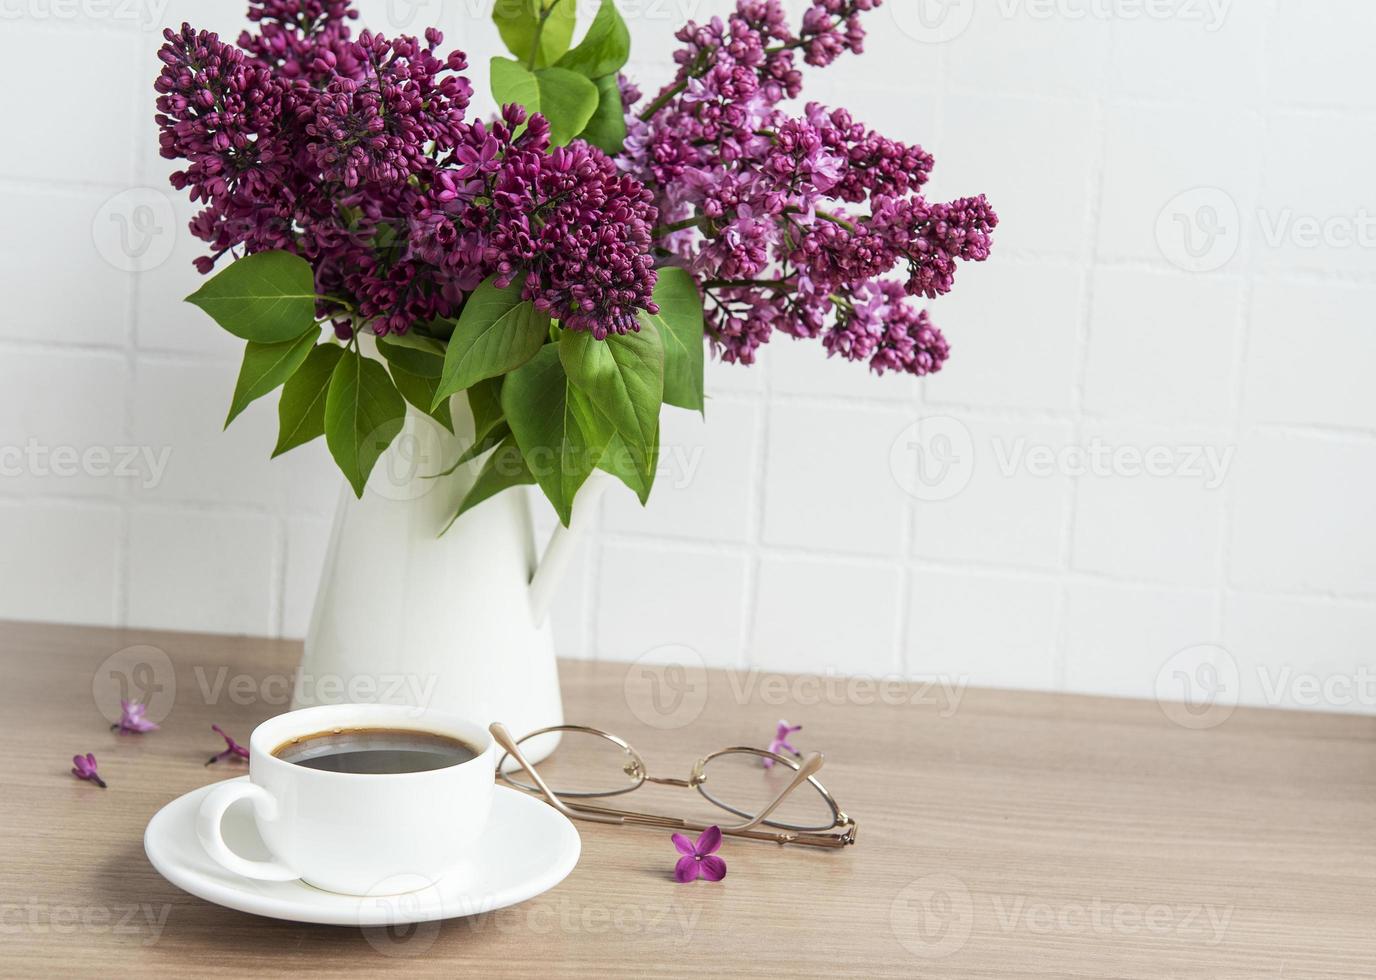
[{"xmin": 273, "ymin": 728, "xmax": 479, "ymax": 774}]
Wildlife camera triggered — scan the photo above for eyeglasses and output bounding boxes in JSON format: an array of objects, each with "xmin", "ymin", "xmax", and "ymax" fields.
[{"xmin": 489, "ymin": 723, "xmax": 857, "ymax": 848}]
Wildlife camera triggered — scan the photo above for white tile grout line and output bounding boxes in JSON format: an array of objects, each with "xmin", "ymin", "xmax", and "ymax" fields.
[
  {"xmin": 1217, "ymin": 0, "xmax": 1280, "ymax": 642},
  {"xmin": 736, "ymin": 347, "xmax": 775, "ymax": 671},
  {"xmin": 112, "ymin": 22, "xmax": 158, "ymax": 632},
  {"xmin": 896, "ymin": 35, "xmax": 955, "ymax": 681},
  {"xmin": 1051, "ymin": 22, "xmax": 1114, "ymax": 694}
]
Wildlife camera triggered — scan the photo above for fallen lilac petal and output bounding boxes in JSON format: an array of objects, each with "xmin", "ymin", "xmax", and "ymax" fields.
[
  {"xmin": 699, "ymin": 855, "xmax": 727, "ymax": 882},
  {"xmin": 112, "ymin": 699, "xmax": 159, "ymax": 734},
  {"xmin": 674, "ymin": 855, "xmax": 700, "ymax": 883},
  {"xmin": 71, "ymin": 753, "xmax": 107, "ymax": 789},
  {"xmin": 764, "ymin": 720, "xmax": 804, "ymax": 767},
  {"xmin": 696, "ymin": 825, "xmax": 722, "ymax": 855},
  {"xmin": 206, "ymin": 724, "xmax": 250, "ymax": 765},
  {"xmin": 671, "ymin": 832, "xmax": 697, "ymax": 856}
]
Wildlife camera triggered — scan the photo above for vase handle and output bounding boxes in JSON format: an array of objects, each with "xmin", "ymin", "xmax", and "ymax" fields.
[{"xmin": 528, "ymin": 470, "xmax": 617, "ymax": 627}]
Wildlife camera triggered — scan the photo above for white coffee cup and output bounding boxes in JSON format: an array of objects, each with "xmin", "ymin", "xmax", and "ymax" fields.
[{"xmin": 195, "ymin": 704, "xmax": 496, "ymax": 895}]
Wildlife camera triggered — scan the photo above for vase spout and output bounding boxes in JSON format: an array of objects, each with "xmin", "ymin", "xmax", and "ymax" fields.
[{"xmin": 527, "ymin": 470, "xmax": 616, "ymax": 628}]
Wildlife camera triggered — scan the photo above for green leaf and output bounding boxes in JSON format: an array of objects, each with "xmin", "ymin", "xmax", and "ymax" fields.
[
  {"xmin": 639, "ymin": 267, "xmax": 705, "ymax": 412},
  {"xmin": 492, "ymin": 0, "xmax": 577, "ymax": 68},
  {"xmin": 467, "ymin": 377, "xmax": 505, "ymax": 442},
  {"xmin": 434, "ymin": 276, "xmax": 551, "ymax": 406},
  {"xmin": 555, "ymin": 0, "xmax": 630, "ymax": 78},
  {"xmin": 578, "ymin": 73, "xmax": 627, "ymax": 154},
  {"xmin": 273, "ymin": 343, "xmax": 345, "ymax": 457},
  {"xmin": 458, "ymin": 421, "xmax": 512, "ymax": 466},
  {"xmin": 490, "ymin": 56, "xmax": 541, "ymax": 113},
  {"xmin": 325, "ymin": 348, "xmax": 407, "ymax": 497},
  {"xmin": 492, "ymin": 0, "xmax": 540, "ymax": 63},
  {"xmin": 376, "ymin": 332, "xmax": 445, "ymax": 379},
  {"xmin": 185, "ymin": 251, "xmax": 318, "ymax": 343},
  {"xmin": 225, "ymin": 327, "xmax": 318, "ymax": 428},
  {"xmin": 491, "ymin": 59, "xmax": 599, "ymax": 146},
  {"xmin": 502, "ymin": 345, "xmax": 612, "ymax": 525},
  {"xmin": 599, "ymin": 427, "xmax": 657, "ymax": 505},
  {"xmin": 558, "ymin": 326, "xmax": 662, "ymax": 485},
  {"xmin": 423, "ymin": 316, "xmax": 457, "ymax": 342},
  {"xmin": 444, "ymin": 437, "xmax": 535, "ymax": 533},
  {"xmin": 533, "ymin": 67, "xmax": 599, "ymax": 146},
  {"xmin": 423, "ymin": 420, "xmax": 512, "ymax": 482},
  {"xmin": 390, "ymin": 362, "xmax": 454, "ymax": 434},
  {"xmin": 536, "ymin": 0, "xmax": 577, "ymax": 66}
]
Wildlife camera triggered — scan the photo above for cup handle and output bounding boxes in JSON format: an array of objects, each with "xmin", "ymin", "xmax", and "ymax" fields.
[{"xmin": 196, "ymin": 780, "xmax": 299, "ymax": 882}]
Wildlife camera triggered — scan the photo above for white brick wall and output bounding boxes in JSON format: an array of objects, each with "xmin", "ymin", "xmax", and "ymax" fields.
[{"xmin": 2, "ymin": 0, "xmax": 1373, "ymax": 715}]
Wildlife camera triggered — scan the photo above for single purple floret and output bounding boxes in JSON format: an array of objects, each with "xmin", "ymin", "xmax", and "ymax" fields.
[
  {"xmin": 763, "ymin": 720, "xmax": 802, "ymax": 768},
  {"xmin": 672, "ymin": 826, "xmax": 727, "ymax": 883},
  {"xmin": 206, "ymin": 724, "xmax": 250, "ymax": 766},
  {"xmin": 111, "ymin": 699, "xmax": 159, "ymax": 734},
  {"xmin": 71, "ymin": 753, "xmax": 107, "ymax": 789}
]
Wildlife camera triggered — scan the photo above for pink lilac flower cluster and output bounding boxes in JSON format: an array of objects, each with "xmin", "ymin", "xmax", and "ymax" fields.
[
  {"xmin": 154, "ymin": 1, "xmax": 658, "ymax": 338},
  {"xmin": 620, "ymin": 0, "xmax": 997, "ymax": 376}
]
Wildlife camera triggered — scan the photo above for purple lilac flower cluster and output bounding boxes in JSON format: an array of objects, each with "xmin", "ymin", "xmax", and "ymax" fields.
[
  {"xmin": 154, "ymin": 1, "xmax": 659, "ymax": 337},
  {"xmin": 430, "ymin": 108, "xmax": 659, "ymax": 338},
  {"xmin": 156, "ymin": 0, "xmax": 993, "ymax": 375},
  {"xmin": 621, "ymin": 0, "xmax": 997, "ymax": 375}
]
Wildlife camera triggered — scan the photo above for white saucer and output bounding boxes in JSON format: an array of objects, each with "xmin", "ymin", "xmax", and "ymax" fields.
[{"xmin": 144, "ymin": 777, "xmax": 580, "ymax": 926}]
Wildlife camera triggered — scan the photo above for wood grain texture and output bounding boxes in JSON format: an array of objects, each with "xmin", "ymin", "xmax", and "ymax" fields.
[{"xmin": 0, "ymin": 619, "xmax": 1373, "ymax": 978}]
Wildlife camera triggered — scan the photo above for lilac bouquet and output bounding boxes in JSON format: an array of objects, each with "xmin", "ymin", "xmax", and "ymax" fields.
[{"xmin": 155, "ymin": 0, "xmax": 995, "ymax": 525}]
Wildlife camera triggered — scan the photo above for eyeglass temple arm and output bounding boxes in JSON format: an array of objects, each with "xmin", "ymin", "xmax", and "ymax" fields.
[
  {"xmin": 712, "ymin": 751, "xmax": 826, "ymax": 833},
  {"xmin": 488, "ymin": 722, "xmax": 624, "ymax": 825}
]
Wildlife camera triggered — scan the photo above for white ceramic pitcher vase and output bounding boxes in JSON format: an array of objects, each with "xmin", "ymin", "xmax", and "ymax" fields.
[{"xmin": 293, "ymin": 343, "xmax": 611, "ymax": 765}]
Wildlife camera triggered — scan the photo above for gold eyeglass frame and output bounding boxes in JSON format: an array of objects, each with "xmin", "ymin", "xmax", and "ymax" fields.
[{"xmin": 489, "ymin": 723, "xmax": 857, "ymax": 848}]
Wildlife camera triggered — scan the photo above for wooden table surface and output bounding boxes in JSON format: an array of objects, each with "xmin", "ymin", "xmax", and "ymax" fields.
[{"xmin": 1, "ymin": 620, "xmax": 1374, "ymax": 978}]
